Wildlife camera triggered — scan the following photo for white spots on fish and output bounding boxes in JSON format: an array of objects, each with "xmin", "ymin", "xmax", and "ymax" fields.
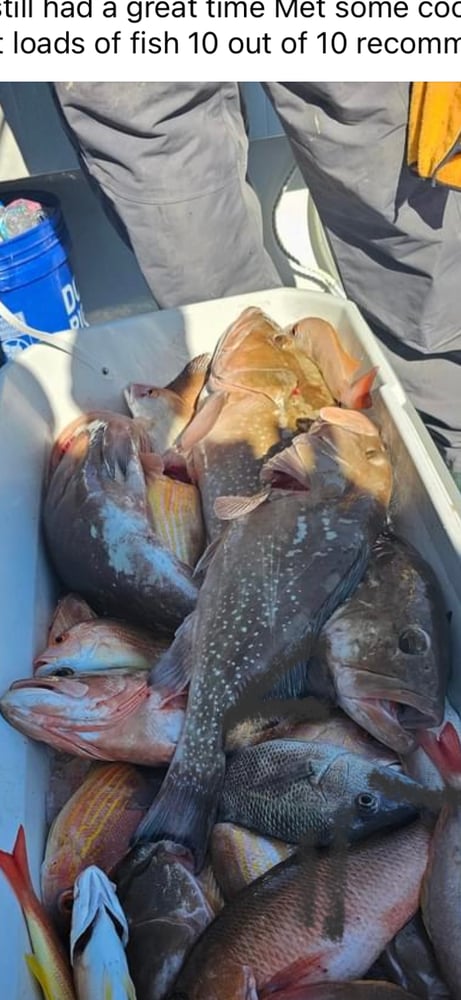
[
  {"xmin": 90, "ymin": 524, "xmax": 98, "ymax": 539},
  {"xmin": 326, "ymin": 530, "xmax": 338, "ymax": 541},
  {"xmin": 293, "ymin": 515, "xmax": 308, "ymax": 544}
]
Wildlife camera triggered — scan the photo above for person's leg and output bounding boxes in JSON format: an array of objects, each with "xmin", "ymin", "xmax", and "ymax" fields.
[
  {"xmin": 53, "ymin": 82, "xmax": 281, "ymax": 310},
  {"xmin": 264, "ymin": 82, "xmax": 461, "ymax": 473}
]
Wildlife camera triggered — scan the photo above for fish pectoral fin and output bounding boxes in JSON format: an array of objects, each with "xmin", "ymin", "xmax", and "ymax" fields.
[
  {"xmin": 193, "ymin": 536, "xmax": 222, "ymax": 577},
  {"xmin": 340, "ymin": 366, "xmax": 379, "ymax": 410},
  {"xmin": 260, "ymin": 952, "xmax": 331, "ymax": 998},
  {"xmin": 47, "ymin": 593, "xmax": 97, "ymax": 643},
  {"xmin": 25, "ymin": 954, "xmax": 56, "ymax": 1000},
  {"xmin": 149, "ymin": 612, "xmax": 195, "ymax": 693},
  {"xmin": 178, "ymin": 390, "xmax": 228, "ymax": 452},
  {"xmin": 419, "ymin": 720, "xmax": 461, "ymax": 781},
  {"xmin": 317, "ymin": 406, "xmax": 379, "ymax": 437},
  {"xmin": 214, "ymin": 491, "xmax": 270, "ymax": 521}
]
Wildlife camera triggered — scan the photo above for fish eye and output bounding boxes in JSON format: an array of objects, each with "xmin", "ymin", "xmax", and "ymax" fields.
[
  {"xmin": 55, "ymin": 667, "xmax": 74, "ymax": 677},
  {"xmin": 398, "ymin": 626, "xmax": 431, "ymax": 655},
  {"xmin": 54, "ymin": 634, "xmax": 64, "ymax": 644},
  {"xmin": 356, "ymin": 792, "xmax": 379, "ymax": 814},
  {"xmin": 58, "ymin": 889, "xmax": 74, "ymax": 914}
]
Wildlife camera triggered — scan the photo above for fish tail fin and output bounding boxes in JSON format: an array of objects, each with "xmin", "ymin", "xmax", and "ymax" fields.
[
  {"xmin": 133, "ymin": 751, "xmax": 226, "ymax": 873},
  {"xmin": 340, "ymin": 365, "xmax": 378, "ymax": 409},
  {"xmin": 420, "ymin": 721, "xmax": 461, "ymax": 783},
  {"xmin": 0, "ymin": 825, "xmax": 36, "ymax": 913}
]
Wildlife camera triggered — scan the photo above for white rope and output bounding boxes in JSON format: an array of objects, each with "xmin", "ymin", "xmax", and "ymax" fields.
[
  {"xmin": 0, "ymin": 297, "xmax": 112, "ymax": 377},
  {"xmin": 271, "ymin": 163, "xmax": 347, "ymax": 300}
]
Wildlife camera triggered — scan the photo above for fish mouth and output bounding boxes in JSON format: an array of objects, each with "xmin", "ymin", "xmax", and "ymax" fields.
[
  {"xmin": 34, "ymin": 653, "xmax": 76, "ymax": 676},
  {"xmin": 337, "ymin": 695, "xmax": 418, "ymax": 754},
  {"xmin": 335, "ymin": 670, "xmax": 442, "ymax": 729},
  {"xmin": 9, "ymin": 676, "xmax": 86, "ymax": 695}
]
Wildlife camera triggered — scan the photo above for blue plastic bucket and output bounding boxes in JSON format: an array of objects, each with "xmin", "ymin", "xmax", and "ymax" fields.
[{"xmin": 0, "ymin": 192, "xmax": 85, "ymax": 360}]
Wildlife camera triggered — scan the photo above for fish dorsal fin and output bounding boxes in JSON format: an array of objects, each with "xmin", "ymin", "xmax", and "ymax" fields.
[
  {"xmin": 48, "ymin": 594, "xmax": 97, "ymax": 644},
  {"xmin": 214, "ymin": 491, "xmax": 270, "ymax": 521},
  {"xmin": 178, "ymin": 391, "xmax": 228, "ymax": 453}
]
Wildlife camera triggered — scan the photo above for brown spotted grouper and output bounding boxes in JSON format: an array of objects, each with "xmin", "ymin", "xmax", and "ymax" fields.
[{"xmin": 135, "ymin": 408, "xmax": 393, "ymax": 870}]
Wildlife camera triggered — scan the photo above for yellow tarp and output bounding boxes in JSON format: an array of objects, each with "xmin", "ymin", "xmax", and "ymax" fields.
[{"xmin": 407, "ymin": 82, "xmax": 461, "ymax": 189}]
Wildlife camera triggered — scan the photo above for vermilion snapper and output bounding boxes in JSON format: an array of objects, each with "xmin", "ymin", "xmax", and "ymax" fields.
[
  {"xmin": 34, "ymin": 619, "xmax": 170, "ymax": 676},
  {"xmin": 0, "ymin": 672, "xmax": 186, "ymax": 765},
  {"xmin": 41, "ymin": 761, "xmax": 151, "ymax": 929}
]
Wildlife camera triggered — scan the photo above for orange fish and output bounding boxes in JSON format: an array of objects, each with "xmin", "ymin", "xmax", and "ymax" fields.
[
  {"xmin": 35, "ymin": 618, "xmax": 170, "ymax": 676},
  {"xmin": 288, "ymin": 317, "xmax": 378, "ymax": 410},
  {"xmin": 125, "ymin": 353, "xmax": 211, "ymax": 453},
  {"xmin": 173, "ymin": 821, "xmax": 430, "ymax": 1000},
  {"xmin": 0, "ymin": 825, "xmax": 75, "ymax": 999},
  {"xmin": 0, "ymin": 672, "xmax": 186, "ymax": 766},
  {"xmin": 41, "ymin": 761, "xmax": 151, "ymax": 928}
]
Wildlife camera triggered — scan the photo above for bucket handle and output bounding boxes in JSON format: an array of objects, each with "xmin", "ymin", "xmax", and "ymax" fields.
[{"xmin": 0, "ymin": 297, "xmax": 114, "ymax": 379}]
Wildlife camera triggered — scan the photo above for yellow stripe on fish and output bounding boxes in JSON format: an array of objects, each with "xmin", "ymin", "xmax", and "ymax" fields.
[{"xmin": 144, "ymin": 470, "xmax": 205, "ymax": 568}]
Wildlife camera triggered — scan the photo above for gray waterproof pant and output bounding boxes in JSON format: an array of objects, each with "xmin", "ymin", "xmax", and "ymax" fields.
[{"xmin": 53, "ymin": 82, "xmax": 461, "ymax": 471}]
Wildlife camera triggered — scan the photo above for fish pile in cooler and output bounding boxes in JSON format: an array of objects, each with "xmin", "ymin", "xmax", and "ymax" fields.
[{"xmin": 0, "ymin": 306, "xmax": 459, "ymax": 1000}]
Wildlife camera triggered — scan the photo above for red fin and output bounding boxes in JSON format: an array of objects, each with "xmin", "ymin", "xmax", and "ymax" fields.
[
  {"xmin": 260, "ymin": 953, "xmax": 331, "ymax": 997},
  {"xmin": 0, "ymin": 826, "xmax": 36, "ymax": 913},
  {"xmin": 419, "ymin": 721, "xmax": 461, "ymax": 781},
  {"xmin": 340, "ymin": 366, "xmax": 378, "ymax": 410},
  {"xmin": 214, "ymin": 491, "xmax": 269, "ymax": 520}
]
